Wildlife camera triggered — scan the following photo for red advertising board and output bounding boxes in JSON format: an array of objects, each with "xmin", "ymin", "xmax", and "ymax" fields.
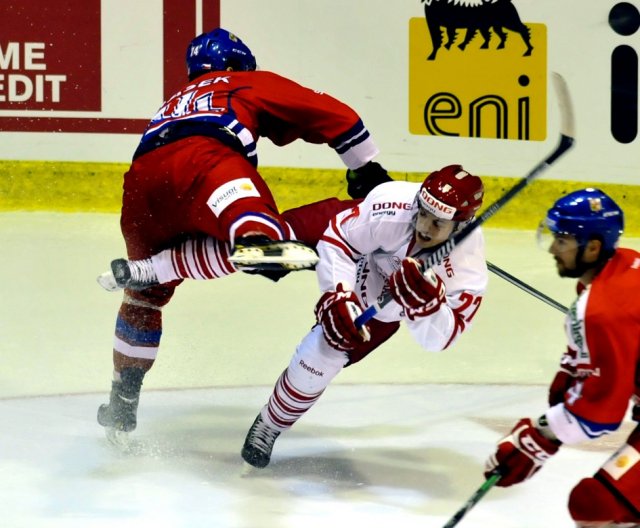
[
  {"xmin": 0, "ymin": 0, "xmax": 220, "ymax": 133},
  {"xmin": 0, "ymin": 0, "xmax": 101, "ymax": 111}
]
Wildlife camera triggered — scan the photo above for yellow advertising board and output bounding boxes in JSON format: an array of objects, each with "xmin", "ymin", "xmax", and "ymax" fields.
[{"xmin": 409, "ymin": 15, "xmax": 547, "ymax": 141}]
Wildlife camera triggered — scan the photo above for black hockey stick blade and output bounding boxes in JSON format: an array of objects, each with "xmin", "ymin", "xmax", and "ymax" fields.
[
  {"xmin": 355, "ymin": 72, "xmax": 575, "ymax": 329},
  {"xmin": 441, "ymin": 472, "xmax": 501, "ymax": 528}
]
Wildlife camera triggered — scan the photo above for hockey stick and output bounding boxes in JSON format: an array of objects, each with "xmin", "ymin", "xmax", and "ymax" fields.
[
  {"xmin": 355, "ymin": 72, "xmax": 575, "ymax": 329},
  {"xmin": 487, "ymin": 261, "xmax": 568, "ymax": 313},
  {"xmin": 441, "ymin": 472, "xmax": 501, "ymax": 528}
]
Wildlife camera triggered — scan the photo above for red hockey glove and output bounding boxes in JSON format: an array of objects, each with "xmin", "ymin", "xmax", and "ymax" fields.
[
  {"xmin": 485, "ymin": 417, "xmax": 561, "ymax": 487},
  {"xmin": 389, "ymin": 258, "xmax": 446, "ymax": 319},
  {"xmin": 314, "ymin": 283, "xmax": 371, "ymax": 352},
  {"xmin": 548, "ymin": 370, "xmax": 573, "ymax": 406}
]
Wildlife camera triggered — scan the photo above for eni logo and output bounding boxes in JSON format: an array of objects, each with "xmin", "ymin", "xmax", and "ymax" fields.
[
  {"xmin": 409, "ymin": 0, "xmax": 546, "ymax": 141},
  {"xmin": 421, "ymin": 0, "xmax": 533, "ymax": 61}
]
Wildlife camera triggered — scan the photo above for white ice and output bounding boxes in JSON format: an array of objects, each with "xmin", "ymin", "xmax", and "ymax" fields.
[{"xmin": 1, "ymin": 212, "xmax": 638, "ymax": 528}]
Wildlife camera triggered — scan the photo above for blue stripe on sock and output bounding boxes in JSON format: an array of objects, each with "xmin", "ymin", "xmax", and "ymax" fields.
[{"xmin": 115, "ymin": 316, "xmax": 162, "ymax": 346}]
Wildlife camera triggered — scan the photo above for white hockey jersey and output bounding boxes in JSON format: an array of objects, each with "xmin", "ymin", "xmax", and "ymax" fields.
[{"xmin": 316, "ymin": 181, "xmax": 488, "ymax": 351}]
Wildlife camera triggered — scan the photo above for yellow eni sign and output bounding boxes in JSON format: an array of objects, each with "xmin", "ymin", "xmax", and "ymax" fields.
[{"xmin": 409, "ymin": 15, "xmax": 547, "ymax": 140}]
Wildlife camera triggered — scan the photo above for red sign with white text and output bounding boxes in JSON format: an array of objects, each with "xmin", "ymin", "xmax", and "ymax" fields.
[
  {"xmin": 0, "ymin": 0, "xmax": 101, "ymax": 111},
  {"xmin": 0, "ymin": 0, "xmax": 220, "ymax": 133}
]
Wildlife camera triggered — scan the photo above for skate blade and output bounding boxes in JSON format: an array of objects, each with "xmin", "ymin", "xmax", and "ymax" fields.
[
  {"xmin": 105, "ymin": 427, "xmax": 132, "ymax": 451},
  {"xmin": 97, "ymin": 271, "xmax": 122, "ymax": 292},
  {"xmin": 228, "ymin": 241, "xmax": 319, "ymax": 271}
]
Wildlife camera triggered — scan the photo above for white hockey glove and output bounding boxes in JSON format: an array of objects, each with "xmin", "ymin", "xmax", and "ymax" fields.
[
  {"xmin": 314, "ymin": 283, "xmax": 371, "ymax": 352},
  {"xmin": 389, "ymin": 258, "xmax": 446, "ymax": 320}
]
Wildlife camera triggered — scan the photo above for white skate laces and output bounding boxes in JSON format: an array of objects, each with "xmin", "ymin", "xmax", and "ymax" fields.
[
  {"xmin": 241, "ymin": 414, "xmax": 281, "ymax": 468},
  {"xmin": 97, "ymin": 258, "xmax": 159, "ymax": 292},
  {"xmin": 127, "ymin": 259, "xmax": 158, "ymax": 287}
]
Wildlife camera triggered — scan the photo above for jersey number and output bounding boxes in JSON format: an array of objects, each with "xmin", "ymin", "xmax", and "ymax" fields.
[{"xmin": 457, "ymin": 292, "xmax": 482, "ymax": 322}]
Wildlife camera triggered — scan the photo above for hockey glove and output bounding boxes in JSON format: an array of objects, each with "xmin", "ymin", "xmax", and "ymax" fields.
[
  {"xmin": 485, "ymin": 417, "xmax": 561, "ymax": 487},
  {"xmin": 548, "ymin": 370, "xmax": 573, "ymax": 406},
  {"xmin": 346, "ymin": 161, "xmax": 392, "ymax": 199},
  {"xmin": 314, "ymin": 283, "xmax": 371, "ymax": 352},
  {"xmin": 389, "ymin": 258, "xmax": 446, "ymax": 320}
]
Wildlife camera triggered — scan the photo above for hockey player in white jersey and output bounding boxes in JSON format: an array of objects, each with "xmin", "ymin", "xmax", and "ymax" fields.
[{"xmin": 241, "ymin": 164, "xmax": 488, "ymax": 468}]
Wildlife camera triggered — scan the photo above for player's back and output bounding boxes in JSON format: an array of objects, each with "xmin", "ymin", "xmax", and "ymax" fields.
[
  {"xmin": 588, "ymin": 248, "xmax": 640, "ymax": 331},
  {"xmin": 587, "ymin": 247, "xmax": 640, "ymax": 394}
]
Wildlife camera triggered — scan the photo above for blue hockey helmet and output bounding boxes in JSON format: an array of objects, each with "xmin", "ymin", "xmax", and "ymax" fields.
[
  {"xmin": 543, "ymin": 188, "xmax": 624, "ymax": 255},
  {"xmin": 186, "ymin": 28, "xmax": 256, "ymax": 78}
]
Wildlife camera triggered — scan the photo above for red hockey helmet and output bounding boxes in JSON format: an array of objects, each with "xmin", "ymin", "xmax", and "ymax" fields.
[{"xmin": 418, "ymin": 165, "xmax": 484, "ymax": 222}]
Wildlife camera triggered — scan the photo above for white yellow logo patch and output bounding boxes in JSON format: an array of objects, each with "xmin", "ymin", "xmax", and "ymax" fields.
[
  {"xmin": 602, "ymin": 444, "xmax": 640, "ymax": 480},
  {"xmin": 206, "ymin": 178, "xmax": 260, "ymax": 217}
]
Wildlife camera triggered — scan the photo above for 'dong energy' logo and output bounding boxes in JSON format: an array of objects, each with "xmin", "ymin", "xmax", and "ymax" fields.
[{"xmin": 409, "ymin": 0, "xmax": 547, "ymax": 141}]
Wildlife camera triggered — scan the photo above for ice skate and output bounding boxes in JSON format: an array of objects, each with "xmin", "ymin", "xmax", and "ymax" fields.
[
  {"xmin": 228, "ymin": 236, "xmax": 319, "ymax": 271},
  {"xmin": 241, "ymin": 413, "xmax": 281, "ymax": 469},
  {"xmin": 97, "ymin": 368, "xmax": 145, "ymax": 447},
  {"xmin": 97, "ymin": 258, "xmax": 159, "ymax": 292}
]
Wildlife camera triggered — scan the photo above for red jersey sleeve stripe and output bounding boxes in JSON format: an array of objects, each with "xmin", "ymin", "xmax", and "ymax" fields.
[{"xmin": 320, "ymin": 234, "xmax": 359, "ymax": 262}]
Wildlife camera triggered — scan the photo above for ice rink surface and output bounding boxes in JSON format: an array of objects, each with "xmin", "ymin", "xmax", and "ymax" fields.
[{"xmin": 2, "ymin": 212, "xmax": 639, "ymax": 528}]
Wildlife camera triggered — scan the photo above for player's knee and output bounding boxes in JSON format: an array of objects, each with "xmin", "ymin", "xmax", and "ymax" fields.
[
  {"xmin": 287, "ymin": 328, "xmax": 347, "ymax": 392},
  {"xmin": 128, "ymin": 284, "xmax": 176, "ymax": 307},
  {"xmin": 568, "ymin": 477, "xmax": 629, "ymax": 523}
]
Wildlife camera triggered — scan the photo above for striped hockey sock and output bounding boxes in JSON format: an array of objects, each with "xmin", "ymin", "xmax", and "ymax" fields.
[
  {"xmin": 263, "ymin": 370, "xmax": 324, "ymax": 431},
  {"xmin": 151, "ymin": 236, "xmax": 236, "ymax": 283}
]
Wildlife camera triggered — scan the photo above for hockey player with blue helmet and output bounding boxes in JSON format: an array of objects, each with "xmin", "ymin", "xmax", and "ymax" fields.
[
  {"xmin": 186, "ymin": 28, "xmax": 257, "ymax": 78},
  {"xmin": 97, "ymin": 27, "xmax": 390, "ymax": 445},
  {"xmin": 538, "ymin": 188, "xmax": 624, "ymax": 277},
  {"xmin": 486, "ymin": 188, "xmax": 640, "ymax": 526}
]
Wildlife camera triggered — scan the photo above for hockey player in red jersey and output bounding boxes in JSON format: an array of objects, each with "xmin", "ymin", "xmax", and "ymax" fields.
[
  {"xmin": 239, "ymin": 165, "xmax": 488, "ymax": 468},
  {"xmin": 485, "ymin": 189, "xmax": 640, "ymax": 527},
  {"xmin": 96, "ymin": 27, "xmax": 389, "ymax": 441}
]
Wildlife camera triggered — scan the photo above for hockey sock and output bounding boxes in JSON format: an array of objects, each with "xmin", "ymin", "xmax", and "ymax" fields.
[
  {"xmin": 151, "ymin": 237, "xmax": 236, "ymax": 283},
  {"xmin": 262, "ymin": 369, "xmax": 325, "ymax": 430},
  {"xmin": 262, "ymin": 327, "xmax": 348, "ymax": 430},
  {"xmin": 113, "ymin": 297, "xmax": 163, "ymax": 362}
]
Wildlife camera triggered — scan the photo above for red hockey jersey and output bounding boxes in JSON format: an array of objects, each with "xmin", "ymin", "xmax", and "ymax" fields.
[
  {"xmin": 547, "ymin": 248, "xmax": 640, "ymax": 443},
  {"xmin": 134, "ymin": 70, "xmax": 378, "ymax": 169}
]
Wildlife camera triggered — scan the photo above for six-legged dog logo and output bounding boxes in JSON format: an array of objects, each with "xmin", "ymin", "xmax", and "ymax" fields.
[{"xmin": 421, "ymin": 0, "xmax": 533, "ymax": 60}]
